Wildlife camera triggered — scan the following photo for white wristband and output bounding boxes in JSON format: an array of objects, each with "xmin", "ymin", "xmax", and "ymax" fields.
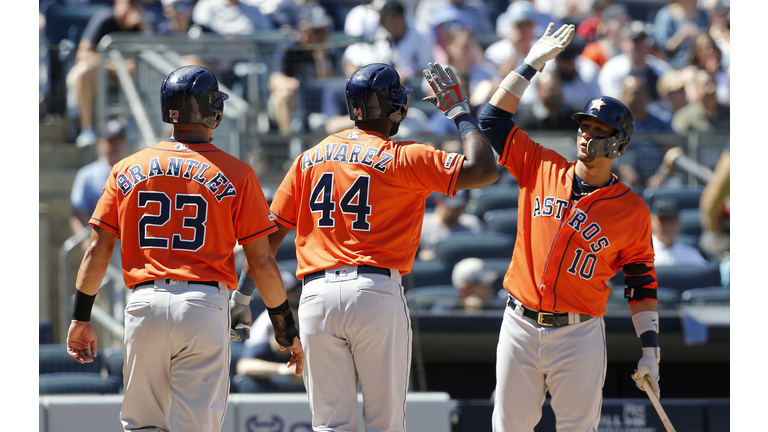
[
  {"xmin": 499, "ymin": 72, "xmax": 530, "ymax": 99},
  {"xmin": 232, "ymin": 290, "xmax": 252, "ymax": 306},
  {"xmin": 632, "ymin": 311, "xmax": 659, "ymax": 337}
]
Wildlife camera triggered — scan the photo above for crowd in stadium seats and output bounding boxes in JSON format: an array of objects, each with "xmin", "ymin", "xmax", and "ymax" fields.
[{"xmin": 41, "ymin": 0, "xmax": 730, "ymax": 395}]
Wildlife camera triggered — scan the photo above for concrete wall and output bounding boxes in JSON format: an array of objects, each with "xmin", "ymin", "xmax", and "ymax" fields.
[{"xmin": 39, "ymin": 392, "xmax": 452, "ymax": 432}]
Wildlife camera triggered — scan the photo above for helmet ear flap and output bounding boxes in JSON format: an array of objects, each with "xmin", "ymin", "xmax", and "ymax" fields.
[{"xmin": 161, "ymin": 66, "xmax": 227, "ymax": 129}]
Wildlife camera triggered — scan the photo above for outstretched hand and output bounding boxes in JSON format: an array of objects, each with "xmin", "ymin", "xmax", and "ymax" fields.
[
  {"xmin": 524, "ymin": 22, "xmax": 576, "ymax": 71},
  {"xmin": 422, "ymin": 63, "xmax": 470, "ymax": 119},
  {"xmin": 279, "ymin": 336, "xmax": 305, "ymax": 376}
]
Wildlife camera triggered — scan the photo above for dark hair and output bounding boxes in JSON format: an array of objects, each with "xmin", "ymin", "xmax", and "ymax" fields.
[{"xmin": 379, "ymin": 0, "xmax": 405, "ymax": 16}]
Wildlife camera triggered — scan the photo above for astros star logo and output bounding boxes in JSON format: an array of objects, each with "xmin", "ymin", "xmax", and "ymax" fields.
[{"xmin": 590, "ymin": 98, "xmax": 607, "ymax": 112}]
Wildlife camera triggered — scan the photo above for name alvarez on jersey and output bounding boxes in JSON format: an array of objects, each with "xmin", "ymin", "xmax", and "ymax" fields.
[{"xmin": 300, "ymin": 142, "xmax": 395, "ymax": 173}]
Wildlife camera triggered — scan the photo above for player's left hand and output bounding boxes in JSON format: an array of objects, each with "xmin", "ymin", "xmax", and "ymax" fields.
[
  {"xmin": 422, "ymin": 63, "xmax": 470, "ymax": 119},
  {"xmin": 633, "ymin": 347, "xmax": 660, "ymax": 399},
  {"xmin": 524, "ymin": 22, "xmax": 576, "ymax": 71},
  {"xmin": 229, "ymin": 291, "xmax": 252, "ymax": 342},
  {"xmin": 66, "ymin": 320, "xmax": 98, "ymax": 364},
  {"xmin": 279, "ymin": 336, "xmax": 305, "ymax": 376}
]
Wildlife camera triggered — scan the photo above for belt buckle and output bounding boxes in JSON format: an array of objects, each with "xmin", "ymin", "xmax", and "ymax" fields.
[{"xmin": 537, "ymin": 312, "xmax": 555, "ymax": 327}]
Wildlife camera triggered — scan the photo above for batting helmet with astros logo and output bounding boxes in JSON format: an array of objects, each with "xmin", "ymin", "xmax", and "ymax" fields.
[
  {"xmin": 345, "ymin": 63, "xmax": 413, "ymax": 125},
  {"xmin": 571, "ymin": 96, "xmax": 634, "ymax": 159},
  {"xmin": 161, "ymin": 65, "xmax": 229, "ymax": 129}
]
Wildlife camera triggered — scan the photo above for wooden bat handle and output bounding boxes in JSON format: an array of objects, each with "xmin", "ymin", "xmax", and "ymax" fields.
[{"xmin": 644, "ymin": 376, "xmax": 676, "ymax": 432}]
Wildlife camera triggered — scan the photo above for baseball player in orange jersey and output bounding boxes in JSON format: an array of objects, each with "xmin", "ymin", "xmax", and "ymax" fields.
[
  {"xmin": 239, "ymin": 62, "xmax": 497, "ymax": 432},
  {"xmin": 65, "ymin": 65, "xmax": 303, "ymax": 432},
  {"xmin": 477, "ymin": 24, "xmax": 661, "ymax": 431}
]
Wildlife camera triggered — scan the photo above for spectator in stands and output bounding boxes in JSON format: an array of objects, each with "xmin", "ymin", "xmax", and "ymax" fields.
[
  {"xmin": 234, "ymin": 270, "xmax": 305, "ymax": 393},
  {"xmin": 699, "ymin": 146, "xmax": 729, "ymax": 270},
  {"xmin": 495, "ymin": 0, "xmax": 560, "ymax": 40},
  {"xmin": 192, "ymin": 0, "xmax": 274, "ymax": 37},
  {"xmin": 485, "ymin": 0, "xmax": 536, "ymax": 77},
  {"xmin": 703, "ymin": 0, "xmax": 730, "ymax": 70},
  {"xmin": 443, "ymin": 28, "xmax": 498, "ymax": 96},
  {"xmin": 598, "ymin": 20, "xmax": 672, "ymax": 102},
  {"xmin": 513, "ymin": 71, "xmax": 573, "ymax": 132},
  {"xmin": 268, "ymin": 4, "xmax": 340, "ymax": 135},
  {"xmin": 686, "ymin": 32, "xmax": 729, "ymax": 106},
  {"xmin": 157, "ymin": 0, "xmax": 211, "ymax": 68},
  {"xmin": 431, "ymin": 257, "xmax": 503, "ymax": 313},
  {"xmin": 270, "ymin": 0, "xmax": 343, "ymax": 32},
  {"xmin": 615, "ymin": 74, "xmax": 674, "ymax": 188},
  {"xmin": 671, "ymin": 68, "xmax": 729, "ymax": 137},
  {"xmin": 520, "ymin": 35, "xmax": 600, "ymax": 113},
  {"xmin": 322, "ymin": 42, "xmax": 381, "ymax": 135},
  {"xmin": 531, "ymin": 0, "xmax": 593, "ymax": 23},
  {"xmin": 372, "ymin": 0, "xmax": 433, "ymax": 81},
  {"xmin": 414, "ymin": 0, "xmax": 495, "ymax": 40},
  {"xmin": 69, "ymin": 118, "xmax": 127, "ymax": 250},
  {"xmin": 66, "ymin": 0, "xmax": 148, "ymax": 148},
  {"xmin": 425, "ymin": 5, "xmax": 466, "ymax": 67},
  {"xmin": 650, "ymin": 69, "xmax": 688, "ymax": 122},
  {"xmin": 651, "ymin": 198, "xmax": 709, "ymax": 267},
  {"xmin": 419, "ymin": 190, "xmax": 484, "ymax": 261},
  {"xmin": 344, "ymin": 0, "xmax": 384, "ymax": 42},
  {"xmin": 652, "ymin": 0, "xmax": 708, "ymax": 70},
  {"xmin": 581, "ymin": 3, "xmax": 630, "ymax": 69},
  {"xmin": 574, "ymin": 0, "xmax": 614, "ymax": 44}
]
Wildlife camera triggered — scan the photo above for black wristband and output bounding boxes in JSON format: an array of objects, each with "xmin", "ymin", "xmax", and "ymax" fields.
[
  {"xmin": 640, "ymin": 330, "xmax": 659, "ymax": 348},
  {"xmin": 267, "ymin": 299, "xmax": 299, "ymax": 347},
  {"xmin": 514, "ymin": 63, "xmax": 538, "ymax": 81},
  {"xmin": 72, "ymin": 290, "xmax": 96, "ymax": 322}
]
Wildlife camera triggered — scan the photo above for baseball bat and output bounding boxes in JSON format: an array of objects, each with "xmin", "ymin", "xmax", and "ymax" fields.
[
  {"xmin": 644, "ymin": 377, "xmax": 676, "ymax": 432},
  {"xmin": 663, "ymin": 147, "xmax": 713, "ymax": 185}
]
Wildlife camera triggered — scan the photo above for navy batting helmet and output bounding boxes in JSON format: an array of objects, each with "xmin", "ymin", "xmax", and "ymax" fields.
[
  {"xmin": 571, "ymin": 96, "xmax": 633, "ymax": 159},
  {"xmin": 346, "ymin": 63, "xmax": 413, "ymax": 124},
  {"xmin": 161, "ymin": 65, "xmax": 229, "ymax": 129}
]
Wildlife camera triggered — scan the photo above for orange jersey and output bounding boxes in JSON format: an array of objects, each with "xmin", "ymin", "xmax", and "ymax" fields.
[
  {"xmin": 90, "ymin": 140, "xmax": 277, "ymax": 289},
  {"xmin": 496, "ymin": 126, "xmax": 657, "ymax": 317},
  {"xmin": 270, "ymin": 129, "xmax": 464, "ymax": 279}
]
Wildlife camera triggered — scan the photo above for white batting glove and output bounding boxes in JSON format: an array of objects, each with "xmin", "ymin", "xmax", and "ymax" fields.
[
  {"xmin": 523, "ymin": 23, "xmax": 576, "ymax": 71},
  {"xmin": 422, "ymin": 63, "xmax": 470, "ymax": 119},
  {"xmin": 229, "ymin": 290, "xmax": 252, "ymax": 342},
  {"xmin": 633, "ymin": 347, "xmax": 661, "ymax": 399}
]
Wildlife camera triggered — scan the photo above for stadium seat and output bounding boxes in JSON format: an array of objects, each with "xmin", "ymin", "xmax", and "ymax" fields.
[
  {"xmin": 434, "ymin": 232, "xmax": 515, "ymax": 269},
  {"xmin": 405, "ymin": 285, "xmax": 458, "ymax": 311},
  {"xmin": 39, "ymin": 372, "xmax": 122, "ymax": 395},
  {"xmin": 103, "ymin": 347, "xmax": 124, "ymax": 380},
  {"xmin": 680, "ymin": 287, "xmax": 730, "ymax": 305},
  {"xmin": 654, "ymin": 264, "xmax": 721, "ymax": 292},
  {"xmin": 469, "ymin": 185, "xmax": 519, "ymax": 218},
  {"xmin": 643, "ymin": 186, "xmax": 705, "ymax": 211},
  {"xmin": 40, "ymin": 318, "xmax": 54, "ymax": 345},
  {"xmin": 275, "ymin": 230, "xmax": 296, "ymax": 262},
  {"xmin": 40, "ymin": 344, "xmax": 102, "ymax": 375},
  {"xmin": 483, "ymin": 209, "xmax": 518, "ymax": 238},
  {"xmin": 403, "ymin": 259, "xmax": 453, "ymax": 291},
  {"xmin": 678, "ymin": 208, "xmax": 703, "ymax": 238}
]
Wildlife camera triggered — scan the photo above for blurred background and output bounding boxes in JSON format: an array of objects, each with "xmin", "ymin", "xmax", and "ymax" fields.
[{"xmin": 38, "ymin": 0, "xmax": 731, "ymax": 430}]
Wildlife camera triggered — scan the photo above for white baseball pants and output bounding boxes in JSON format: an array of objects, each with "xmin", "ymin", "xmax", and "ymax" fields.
[
  {"xmin": 120, "ymin": 279, "xmax": 231, "ymax": 432},
  {"xmin": 492, "ymin": 300, "xmax": 607, "ymax": 432},
  {"xmin": 298, "ymin": 266, "xmax": 411, "ymax": 432}
]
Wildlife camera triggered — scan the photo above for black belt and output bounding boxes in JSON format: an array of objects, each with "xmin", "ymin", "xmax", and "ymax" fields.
[
  {"xmin": 135, "ymin": 279, "xmax": 219, "ymax": 289},
  {"xmin": 303, "ymin": 265, "xmax": 391, "ymax": 284},
  {"xmin": 508, "ymin": 295, "xmax": 592, "ymax": 327}
]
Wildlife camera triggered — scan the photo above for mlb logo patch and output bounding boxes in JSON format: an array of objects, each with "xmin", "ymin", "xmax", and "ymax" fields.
[
  {"xmin": 164, "ymin": 278, "xmax": 178, "ymax": 285},
  {"xmin": 348, "ymin": 131, "xmax": 361, "ymax": 139},
  {"xmin": 335, "ymin": 269, "xmax": 348, "ymax": 277},
  {"xmin": 174, "ymin": 143, "xmax": 189, "ymax": 150}
]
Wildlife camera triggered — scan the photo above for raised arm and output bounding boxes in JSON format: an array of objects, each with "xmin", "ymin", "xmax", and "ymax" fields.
[{"xmin": 422, "ymin": 63, "xmax": 498, "ymax": 190}]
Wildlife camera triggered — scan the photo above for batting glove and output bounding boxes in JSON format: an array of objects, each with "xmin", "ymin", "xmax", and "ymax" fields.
[
  {"xmin": 229, "ymin": 290, "xmax": 252, "ymax": 342},
  {"xmin": 523, "ymin": 22, "xmax": 576, "ymax": 71},
  {"xmin": 422, "ymin": 63, "xmax": 470, "ymax": 119},
  {"xmin": 633, "ymin": 347, "xmax": 661, "ymax": 399}
]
